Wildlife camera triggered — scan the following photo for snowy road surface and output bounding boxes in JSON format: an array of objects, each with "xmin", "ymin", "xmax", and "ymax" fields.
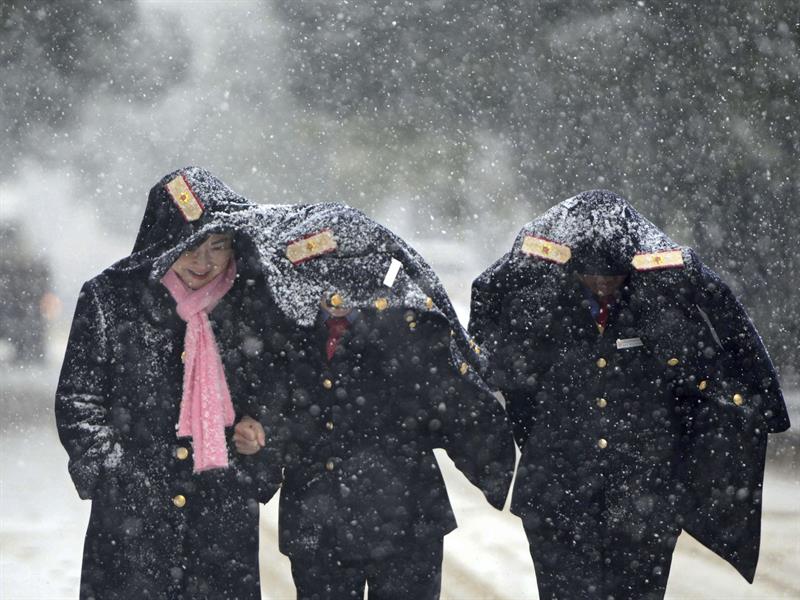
[
  {"xmin": 2, "ymin": 364, "xmax": 798, "ymax": 599},
  {"xmin": 1, "ymin": 418, "xmax": 798, "ymax": 599}
]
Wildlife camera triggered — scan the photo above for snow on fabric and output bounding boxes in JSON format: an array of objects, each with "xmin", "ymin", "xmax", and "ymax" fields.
[{"xmin": 148, "ymin": 200, "xmax": 487, "ymax": 379}]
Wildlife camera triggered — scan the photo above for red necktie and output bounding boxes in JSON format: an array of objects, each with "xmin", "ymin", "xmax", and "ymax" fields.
[
  {"xmin": 596, "ymin": 298, "xmax": 609, "ymax": 333},
  {"xmin": 325, "ymin": 317, "xmax": 350, "ymax": 362}
]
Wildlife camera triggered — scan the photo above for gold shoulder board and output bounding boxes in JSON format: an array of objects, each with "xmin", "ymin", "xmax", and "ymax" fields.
[
  {"xmin": 165, "ymin": 174, "xmax": 204, "ymax": 222},
  {"xmin": 631, "ymin": 249, "xmax": 685, "ymax": 271},
  {"xmin": 286, "ymin": 229, "xmax": 338, "ymax": 265},
  {"xmin": 521, "ymin": 235, "xmax": 572, "ymax": 265}
]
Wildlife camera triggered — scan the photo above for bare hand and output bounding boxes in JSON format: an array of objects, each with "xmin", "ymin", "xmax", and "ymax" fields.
[{"xmin": 234, "ymin": 415, "xmax": 266, "ymax": 455}]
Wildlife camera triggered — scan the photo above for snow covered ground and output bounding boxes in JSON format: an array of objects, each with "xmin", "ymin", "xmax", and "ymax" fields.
[{"xmin": 1, "ymin": 365, "xmax": 798, "ymax": 599}]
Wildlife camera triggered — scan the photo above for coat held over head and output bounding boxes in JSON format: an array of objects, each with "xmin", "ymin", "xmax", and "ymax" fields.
[
  {"xmin": 469, "ymin": 190, "xmax": 789, "ymax": 591},
  {"xmin": 55, "ymin": 167, "xmax": 291, "ymax": 600}
]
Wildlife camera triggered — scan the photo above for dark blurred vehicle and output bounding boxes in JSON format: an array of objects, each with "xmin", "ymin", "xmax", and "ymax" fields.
[{"xmin": 0, "ymin": 220, "xmax": 52, "ymax": 363}]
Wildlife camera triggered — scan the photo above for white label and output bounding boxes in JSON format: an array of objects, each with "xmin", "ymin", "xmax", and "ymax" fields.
[
  {"xmin": 616, "ymin": 337, "xmax": 644, "ymax": 350},
  {"xmin": 383, "ymin": 258, "xmax": 403, "ymax": 288}
]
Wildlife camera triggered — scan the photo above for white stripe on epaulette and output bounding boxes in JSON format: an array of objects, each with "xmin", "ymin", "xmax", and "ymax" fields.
[{"xmin": 383, "ymin": 258, "xmax": 403, "ymax": 287}]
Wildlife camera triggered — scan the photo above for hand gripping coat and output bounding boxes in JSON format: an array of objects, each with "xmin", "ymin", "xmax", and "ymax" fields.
[
  {"xmin": 468, "ymin": 190, "xmax": 790, "ymax": 600},
  {"xmin": 55, "ymin": 167, "xmax": 292, "ymax": 600}
]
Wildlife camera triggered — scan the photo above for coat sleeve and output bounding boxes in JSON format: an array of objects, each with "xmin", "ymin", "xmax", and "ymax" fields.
[
  {"xmin": 469, "ymin": 257, "xmax": 553, "ymax": 449},
  {"xmin": 690, "ymin": 257, "xmax": 789, "ymax": 433},
  {"xmin": 231, "ymin": 314, "xmax": 294, "ymax": 504},
  {"xmin": 670, "ymin": 253, "xmax": 788, "ymax": 583},
  {"xmin": 418, "ymin": 316, "xmax": 515, "ymax": 510},
  {"xmin": 675, "ymin": 391, "xmax": 767, "ymax": 583},
  {"xmin": 55, "ymin": 280, "xmax": 120, "ymax": 500},
  {"xmin": 468, "ymin": 253, "xmax": 511, "ymax": 366}
]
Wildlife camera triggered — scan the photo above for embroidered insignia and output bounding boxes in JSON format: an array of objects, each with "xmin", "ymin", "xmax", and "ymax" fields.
[
  {"xmin": 521, "ymin": 235, "xmax": 571, "ymax": 264},
  {"xmin": 383, "ymin": 258, "xmax": 403, "ymax": 287},
  {"xmin": 459, "ymin": 362, "xmax": 469, "ymax": 375},
  {"xmin": 165, "ymin": 174, "xmax": 204, "ymax": 222},
  {"xmin": 616, "ymin": 337, "xmax": 644, "ymax": 350},
  {"xmin": 631, "ymin": 250, "xmax": 684, "ymax": 271},
  {"xmin": 329, "ymin": 293, "xmax": 344, "ymax": 308},
  {"xmin": 286, "ymin": 229, "xmax": 337, "ymax": 265},
  {"xmin": 374, "ymin": 297, "xmax": 389, "ymax": 311}
]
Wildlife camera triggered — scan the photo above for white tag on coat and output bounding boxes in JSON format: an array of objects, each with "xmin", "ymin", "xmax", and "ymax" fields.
[
  {"xmin": 383, "ymin": 258, "xmax": 403, "ymax": 287},
  {"xmin": 616, "ymin": 337, "xmax": 644, "ymax": 350}
]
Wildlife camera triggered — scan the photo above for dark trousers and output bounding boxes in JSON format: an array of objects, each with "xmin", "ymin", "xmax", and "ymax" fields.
[
  {"xmin": 522, "ymin": 517, "xmax": 679, "ymax": 600},
  {"xmin": 289, "ymin": 539, "xmax": 443, "ymax": 600}
]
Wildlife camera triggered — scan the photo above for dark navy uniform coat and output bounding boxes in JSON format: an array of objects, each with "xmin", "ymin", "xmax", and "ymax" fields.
[
  {"xmin": 469, "ymin": 190, "xmax": 789, "ymax": 598},
  {"xmin": 56, "ymin": 168, "xmax": 290, "ymax": 599},
  {"xmin": 276, "ymin": 308, "xmax": 513, "ymax": 561}
]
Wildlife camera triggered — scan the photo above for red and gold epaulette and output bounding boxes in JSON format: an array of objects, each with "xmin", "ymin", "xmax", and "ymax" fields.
[
  {"xmin": 286, "ymin": 229, "xmax": 337, "ymax": 265},
  {"xmin": 631, "ymin": 249, "xmax": 685, "ymax": 271},
  {"xmin": 521, "ymin": 235, "xmax": 572, "ymax": 265},
  {"xmin": 165, "ymin": 174, "xmax": 204, "ymax": 222}
]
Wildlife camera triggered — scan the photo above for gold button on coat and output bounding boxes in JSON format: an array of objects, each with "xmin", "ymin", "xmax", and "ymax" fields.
[
  {"xmin": 176, "ymin": 447, "xmax": 189, "ymax": 460},
  {"xmin": 698, "ymin": 380, "xmax": 708, "ymax": 391},
  {"xmin": 667, "ymin": 357, "xmax": 680, "ymax": 366},
  {"xmin": 733, "ymin": 393, "xmax": 745, "ymax": 406},
  {"xmin": 596, "ymin": 358, "xmax": 607, "ymax": 368},
  {"xmin": 596, "ymin": 398, "xmax": 607, "ymax": 408},
  {"xmin": 325, "ymin": 421, "xmax": 334, "ymax": 431},
  {"xmin": 180, "ymin": 351, "xmax": 186, "ymax": 363},
  {"xmin": 598, "ymin": 438, "xmax": 608, "ymax": 449},
  {"xmin": 374, "ymin": 298, "xmax": 389, "ymax": 311},
  {"xmin": 323, "ymin": 379, "xmax": 333, "ymax": 390},
  {"xmin": 172, "ymin": 494, "xmax": 186, "ymax": 508},
  {"xmin": 325, "ymin": 460, "xmax": 335, "ymax": 471}
]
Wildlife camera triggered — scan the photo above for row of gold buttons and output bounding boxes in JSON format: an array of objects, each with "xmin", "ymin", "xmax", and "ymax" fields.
[
  {"xmin": 173, "ymin": 445, "xmax": 190, "ymax": 507},
  {"xmin": 323, "ymin": 379, "xmax": 336, "ymax": 469},
  {"xmin": 178, "ymin": 349, "xmax": 192, "ymax": 508},
  {"xmin": 596, "ymin": 357, "xmax": 609, "ymax": 449}
]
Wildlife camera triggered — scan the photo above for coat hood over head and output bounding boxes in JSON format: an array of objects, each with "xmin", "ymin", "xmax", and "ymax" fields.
[
  {"xmin": 512, "ymin": 189, "xmax": 679, "ymax": 274},
  {"xmin": 469, "ymin": 189, "xmax": 789, "ymax": 584},
  {"xmin": 471, "ymin": 188, "xmax": 787, "ymax": 431},
  {"xmin": 143, "ymin": 200, "xmax": 485, "ymax": 374},
  {"xmin": 124, "ymin": 166, "xmax": 253, "ymax": 277}
]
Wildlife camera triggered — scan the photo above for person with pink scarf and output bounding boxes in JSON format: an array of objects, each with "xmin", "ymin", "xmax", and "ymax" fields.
[{"xmin": 56, "ymin": 167, "xmax": 290, "ymax": 599}]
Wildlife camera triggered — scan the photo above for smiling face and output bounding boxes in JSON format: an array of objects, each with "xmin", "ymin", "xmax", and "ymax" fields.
[{"xmin": 170, "ymin": 233, "xmax": 234, "ymax": 290}]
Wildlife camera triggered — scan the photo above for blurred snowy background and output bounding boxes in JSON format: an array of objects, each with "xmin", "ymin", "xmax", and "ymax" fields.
[{"xmin": 1, "ymin": 1, "xmax": 798, "ymax": 598}]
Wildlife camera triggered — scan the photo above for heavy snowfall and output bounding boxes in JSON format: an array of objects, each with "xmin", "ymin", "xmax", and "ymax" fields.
[{"xmin": 1, "ymin": 1, "xmax": 798, "ymax": 599}]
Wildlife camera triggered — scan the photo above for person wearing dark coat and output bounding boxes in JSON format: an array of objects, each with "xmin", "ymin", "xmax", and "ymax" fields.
[
  {"xmin": 232, "ymin": 206, "xmax": 515, "ymax": 600},
  {"xmin": 274, "ymin": 295, "xmax": 512, "ymax": 600},
  {"xmin": 469, "ymin": 190, "xmax": 790, "ymax": 600},
  {"xmin": 55, "ymin": 167, "xmax": 290, "ymax": 599}
]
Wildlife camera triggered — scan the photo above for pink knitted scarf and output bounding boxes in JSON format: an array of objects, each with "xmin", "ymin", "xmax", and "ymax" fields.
[{"xmin": 161, "ymin": 260, "xmax": 237, "ymax": 472}]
